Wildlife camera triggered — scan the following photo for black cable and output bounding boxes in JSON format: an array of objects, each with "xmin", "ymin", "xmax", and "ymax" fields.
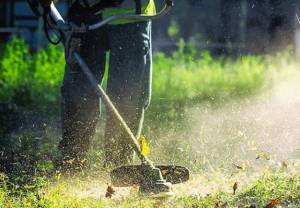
[{"xmin": 43, "ymin": 13, "xmax": 63, "ymax": 45}]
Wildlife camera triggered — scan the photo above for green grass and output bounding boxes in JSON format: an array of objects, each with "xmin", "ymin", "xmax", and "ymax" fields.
[
  {"xmin": 0, "ymin": 38, "xmax": 271, "ymax": 112},
  {"xmin": 1, "ymin": 169, "xmax": 300, "ymax": 207},
  {"xmin": 1, "ymin": 38, "xmax": 300, "ymax": 207}
]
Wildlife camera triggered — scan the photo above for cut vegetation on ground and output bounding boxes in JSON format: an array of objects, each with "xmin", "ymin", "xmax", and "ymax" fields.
[{"xmin": 1, "ymin": 38, "xmax": 300, "ymax": 207}]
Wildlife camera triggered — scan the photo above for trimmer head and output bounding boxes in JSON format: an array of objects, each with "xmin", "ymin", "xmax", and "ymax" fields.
[{"xmin": 110, "ymin": 164, "xmax": 189, "ymax": 193}]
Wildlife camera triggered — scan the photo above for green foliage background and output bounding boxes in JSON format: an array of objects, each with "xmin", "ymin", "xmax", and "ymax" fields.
[
  {"xmin": 0, "ymin": 38, "xmax": 64, "ymax": 107},
  {"xmin": 0, "ymin": 38, "xmax": 267, "ymax": 113}
]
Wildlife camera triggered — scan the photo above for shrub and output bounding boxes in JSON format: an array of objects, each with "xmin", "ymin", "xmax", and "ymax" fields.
[
  {"xmin": 30, "ymin": 45, "xmax": 64, "ymax": 106},
  {"xmin": 149, "ymin": 46, "xmax": 267, "ymax": 122},
  {"xmin": 0, "ymin": 38, "xmax": 32, "ymax": 105},
  {"xmin": 0, "ymin": 38, "xmax": 64, "ymax": 109},
  {"xmin": 0, "ymin": 38, "xmax": 268, "ymax": 114}
]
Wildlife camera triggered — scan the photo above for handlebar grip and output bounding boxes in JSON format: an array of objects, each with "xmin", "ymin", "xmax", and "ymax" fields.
[{"xmin": 50, "ymin": 2, "xmax": 65, "ymax": 27}]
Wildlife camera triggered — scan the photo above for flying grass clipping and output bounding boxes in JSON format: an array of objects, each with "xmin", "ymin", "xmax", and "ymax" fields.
[{"xmin": 138, "ymin": 135, "xmax": 150, "ymax": 156}]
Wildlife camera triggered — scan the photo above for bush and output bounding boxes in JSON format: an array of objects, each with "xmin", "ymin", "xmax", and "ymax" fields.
[
  {"xmin": 152, "ymin": 42, "xmax": 266, "ymax": 105},
  {"xmin": 149, "ymin": 43, "xmax": 267, "ymax": 122},
  {"xmin": 30, "ymin": 45, "xmax": 64, "ymax": 106},
  {"xmin": 0, "ymin": 38, "xmax": 64, "ymax": 109},
  {"xmin": 0, "ymin": 38, "xmax": 32, "ymax": 105},
  {"xmin": 0, "ymin": 38, "xmax": 268, "ymax": 113}
]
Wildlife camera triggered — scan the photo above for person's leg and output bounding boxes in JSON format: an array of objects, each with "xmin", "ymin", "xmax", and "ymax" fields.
[
  {"xmin": 104, "ymin": 21, "xmax": 152, "ymax": 167},
  {"xmin": 59, "ymin": 4, "xmax": 107, "ymax": 170}
]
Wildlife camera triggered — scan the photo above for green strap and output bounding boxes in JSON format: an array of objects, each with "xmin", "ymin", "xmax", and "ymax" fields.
[{"xmin": 100, "ymin": 0, "xmax": 156, "ymax": 25}]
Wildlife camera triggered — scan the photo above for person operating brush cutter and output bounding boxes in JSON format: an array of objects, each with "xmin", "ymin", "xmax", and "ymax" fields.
[
  {"xmin": 29, "ymin": 0, "xmax": 190, "ymax": 194},
  {"xmin": 40, "ymin": 0, "xmax": 156, "ymax": 170}
]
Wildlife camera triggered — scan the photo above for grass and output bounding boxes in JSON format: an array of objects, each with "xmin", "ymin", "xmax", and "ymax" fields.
[
  {"xmin": 0, "ymin": 38, "xmax": 270, "ymax": 113},
  {"xmin": 1, "ymin": 168, "xmax": 300, "ymax": 207},
  {"xmin": 1, "ymin": 38, "xmax": 300, "ymax": 207}
]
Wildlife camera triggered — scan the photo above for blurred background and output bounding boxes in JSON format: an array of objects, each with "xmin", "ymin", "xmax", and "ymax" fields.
[{"xmin": 0, "ymin": 0, "xmax": 299, "ymax": 54}]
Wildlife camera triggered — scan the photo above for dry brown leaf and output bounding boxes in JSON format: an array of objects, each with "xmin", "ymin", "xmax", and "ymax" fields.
[
  {"xmin": 233, "ymin": 182, "xmax": 238, "ymax": 195},
  {"xmin": 105, "ymin": 184, "xmax": 115, "ymax": 198},
  {"xmin": 264, "ymin": 199, "xmax": 280, "ymax": 208},
  {"xmin": 281, "ymin": 161, "xmax": 288, "ymax": 169},
  {"xmin": 233, "ymin": 163, "xmax": 244, "ymax": 170}
]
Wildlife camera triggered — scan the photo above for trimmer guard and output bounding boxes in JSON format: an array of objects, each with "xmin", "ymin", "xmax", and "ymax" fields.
[{"xmin": 111, "ymin": 165, "xmax": 190, "ymax": 187}]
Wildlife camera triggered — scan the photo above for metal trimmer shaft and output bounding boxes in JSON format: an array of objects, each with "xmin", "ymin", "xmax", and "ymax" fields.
[{"xmin": 73, "ymin": 52, "xmax": 154, "ymax": 167}]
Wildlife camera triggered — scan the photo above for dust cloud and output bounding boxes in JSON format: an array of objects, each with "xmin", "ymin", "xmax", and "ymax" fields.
[
  {"xmin": 55, "ymin": 68, "xmax": 300, "ymax": 199},
  {"xmin": 185, "ymin": 70, "xmax": 300, "ymax": 171}
]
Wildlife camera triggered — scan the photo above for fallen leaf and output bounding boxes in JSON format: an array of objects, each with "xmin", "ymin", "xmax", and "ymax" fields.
[
  {"xmin": 233, "ymin": 163, "xmax": 244, "ymax": 170},
  {"xmin": 281, "ymin": 161, "xmax": 288, "ymax": 169},
  {"xmin": 138, "ymin": 135, "xmax": 150, "ymax": 156},
  {"xmin": 233, "ymin": 182, "xmax": 238, "ymax": 195},
  {"xmin": 264, "ymin": 199, "xmax": 280, "ymax": 208},
  {"xmin": 105, "ymin": 184, "xmax": 115, "ymax": 198}
]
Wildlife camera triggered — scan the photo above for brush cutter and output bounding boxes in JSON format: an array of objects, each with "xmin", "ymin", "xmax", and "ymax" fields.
[{"xmin": 27, "ymin": 0, "xmax": 189, "ymax": 194}]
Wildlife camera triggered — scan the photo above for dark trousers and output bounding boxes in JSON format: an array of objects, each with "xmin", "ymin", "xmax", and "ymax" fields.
[{"xmin": 59, "ymin": 7, "xmax": 152, "ymax": 167}]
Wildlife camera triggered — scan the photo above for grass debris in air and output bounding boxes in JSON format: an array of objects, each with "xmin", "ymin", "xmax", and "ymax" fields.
[{"xmin": 1, "ymin": 38, "xmax": 300, "ymax": 207}]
